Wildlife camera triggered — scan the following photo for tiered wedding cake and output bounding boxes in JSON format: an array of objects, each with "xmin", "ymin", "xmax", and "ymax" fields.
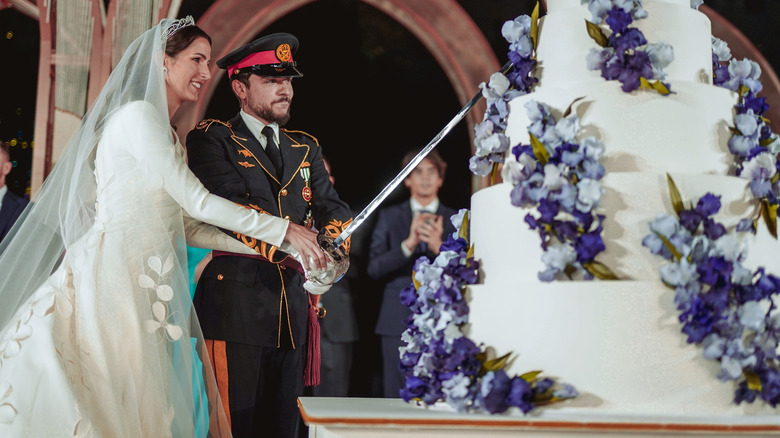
[{"xmin": 467, "ymin": 0, "xmax": 780, "ymax": 417}]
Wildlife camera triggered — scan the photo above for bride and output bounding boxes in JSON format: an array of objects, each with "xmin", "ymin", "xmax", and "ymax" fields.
[{"xmin": 0, "ymin": 17, "xmax": 325, "ymax": 437}]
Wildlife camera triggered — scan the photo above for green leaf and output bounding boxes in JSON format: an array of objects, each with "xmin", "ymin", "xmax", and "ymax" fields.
[
  {"xmin": 666, "ymin": 173, "xmax": 685, "ymax": 215},
  {"xmin": 745, "ymin": 370, "xmax": 763, "ymax": 392},
  {"xmin": 459, "ymin": 211, "xmax": 470, "ymax": 241},
  {"xmin": 639, "ymin": 77, "xmax": 671, "ymax": 95},
  {"xmin": 585, "ymin": 20, "xmax": 608, "ymax": 48},
  {"xmin": 657, "ymin": 232, "xmax": 682, "ymax": 262},
  {"xmin": 563, "ymin": 96, "xmax": 585, "ymax": 118},
  {"xmin": 530, "ymin": 2, "xmax": 540, "ymax": 51},
  {"xmin": 467, "ymin": 243, "xmax": 475, "ymax": 260},
  {"xmin": 413, "ymin": 276, "xmax": 421, "ymax": 290},
  {"xmin": 762, "ymin": 199, "xmax": 778, "ymax": 239},
  {"xmin": 760, "ymin": 136, "xmax": 775, "ymax": 147},
  {"xmin": 481, "ymin": 352, "xmax": 512, "ymax": 372},
  {"xmin": 489, "ymin": 162, "xmax": 500, "ymax": 186},
  {"xmin": 739, "ymin": 84, "xmax": 750, "ymax": 97},
  {"xmin": 519, "ymin": 370, "xmax": 542, "ymax": 382},
  {"xmin": 530, "ymin": 133, "xmax": 549, "ymax": 165},
  {"xmin": 583, "ymin": 261, "xmax": 619, "ymax": 280}
]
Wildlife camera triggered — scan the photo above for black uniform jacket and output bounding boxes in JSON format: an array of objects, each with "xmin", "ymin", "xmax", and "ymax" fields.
[{"xmin": 186, "ymin": 114, "xmax": 352, "ymax": 349}]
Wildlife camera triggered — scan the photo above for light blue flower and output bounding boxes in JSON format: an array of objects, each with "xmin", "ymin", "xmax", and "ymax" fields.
[
  {"xmin": 525, "ymin": 100, "xmax": 550, "ymax": 123},
  {"xmin": 718, "ymin": 355, "xmax": 744, "ymax": 381},
  {"xmin": 581, "ymin": 136, "xmax": 605, "ymax": 160},
  {"xmin": 480, "ymin": 72, "xmax": 511, "ymax": 101},
  {"xmin": 586, "ymin": 48, "xmax": 612, "ymax": 71},
  {"xmin": 481, "ymin": 133, "xmax": 511, "ymax": 155},
  {"xmin": 555, "ymin": 114, "xmax": 581, "ymax": 143},
  {"xmin": 541, "ymin": 243, "xmax": 577, "ymax": 272},
  {"xmin": 711, "ymin": 37, "xmax": 731, "ymax": 62},
  {"xmin": 646, "ymin": 41, "xmax": 675, "ymax": 70},
  {"xmin": 660, "ymin": 259, "xmax": 698, "ymax": 287},
  {"xmin": 576, "ymin": 178, "xmax": 604, "ymax": 212},
  {"xmin": 742, "ymin": 152, "xmax": 777, "ymax": 185},
  {"xmin": 702, "ymin": 333, "xmax": 726, "ymax": 359},
  {"xmin": 730, "ymin": 263, "xmax": 753, "ymax": 286},
  {"xmin": 724, "ymin": 59, "xmax": 763, "ymax": 93},
  {"xmin": 474, "ymin": 120, "xmax": 495, "ymax": 143},
  {"xmin": 554, "ymin": 183, "xmax": 578, "ymax": 211},
  {"xmin": 728, "ymin": 134, "xmax": 757, "ymax": 158},
  {"xmin": 553, "ymin": 383, "xmax": 579, "ymax": 399},
  {"xmin": 691, "ymin": 0, "xmax": 704, "ymax": 9},
  {"xmin": 469, "ymin": 156, "xmax": 493, "ymax": 176},
  {"xmin": 713, "ymin": 234, "xmax": 746, "ymax": 263},
  {"xmin": 735, "ymin": 111, "xmax": 760, "ymax": 136},
  {"xmin": 501, "ymin": 15, "xmax": 532, "ymax": 44},
  {"xmin": 739, "ymin": 300, "xmax": 768, "ymax": 332},
  {"xmin": 767, "ymin": 136, "xmax": 780, "ymax": 155},
  {"xmin": 649, "ymin": 214, "xmax": 680, "ymax": 238},
  {"xmin": 542, "ymin": 163, "xmax": 568, "ymax": 193},
  {"xmin": 584, "ymin": 0, "xmax": 612, "ymax": 23}
]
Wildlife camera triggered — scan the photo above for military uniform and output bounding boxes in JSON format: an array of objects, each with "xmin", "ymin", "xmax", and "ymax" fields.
[{"xmin": 186, "ymin": 32, "xmax": 351, "ymax": 438}]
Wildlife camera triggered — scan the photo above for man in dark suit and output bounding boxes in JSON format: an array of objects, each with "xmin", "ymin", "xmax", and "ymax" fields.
[
  {"xmin": 0, "ymin": 142, "xmax": 27, "ymax": 242},
  {"xmin": 367, "ymin": 149, "xmax": 457, "ymax": 398},
  {"xmin": 186, "ymin": 33, "xmax": 352, "ymax": 438}
]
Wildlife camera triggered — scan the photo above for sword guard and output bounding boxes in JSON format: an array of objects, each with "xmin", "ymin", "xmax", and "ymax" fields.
[{"xmin": 299, "ymin": 229, "xmax": 350, "ymax": 294}]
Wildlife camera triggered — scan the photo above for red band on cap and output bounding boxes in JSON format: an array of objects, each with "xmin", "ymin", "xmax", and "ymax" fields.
[{"xmin": 228, "ymin": 50, "xmax": 294, "ymax": 77}]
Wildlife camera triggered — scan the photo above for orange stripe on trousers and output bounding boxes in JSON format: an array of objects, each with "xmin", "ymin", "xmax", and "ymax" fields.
[{"xmin": 205, "ymin": 339, "xmax": 232, "ymax": 430}]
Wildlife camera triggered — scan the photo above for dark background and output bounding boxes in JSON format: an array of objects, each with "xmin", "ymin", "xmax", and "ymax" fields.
[{"xmin": 2, "ymin": 0, "xmax": 780, "ymax": 398}]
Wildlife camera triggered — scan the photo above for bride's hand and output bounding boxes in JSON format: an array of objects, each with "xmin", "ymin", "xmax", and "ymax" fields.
[{"xmin": 283, "ymin": 222, "xmax": 327, "ymax": 270}]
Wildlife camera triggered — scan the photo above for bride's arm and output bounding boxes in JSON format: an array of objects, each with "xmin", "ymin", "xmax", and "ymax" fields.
[
  {"xmin": 113, "ymin": 101, "xmax": 289, "ymax": 247},
  {"xmin": 182, "ymin": 212, "xmax": 295, "ymax": 254}
]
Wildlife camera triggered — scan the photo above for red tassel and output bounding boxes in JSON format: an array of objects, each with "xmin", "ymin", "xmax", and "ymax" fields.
[{"xmin": 304, "ymin": 293, "xmax": 321, "ymax": 386}]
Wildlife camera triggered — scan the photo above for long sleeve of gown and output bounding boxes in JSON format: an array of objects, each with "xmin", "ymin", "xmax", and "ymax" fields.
[{"xmin": 108, "ymin": 101, "xmax": 289, "ymax": 248}]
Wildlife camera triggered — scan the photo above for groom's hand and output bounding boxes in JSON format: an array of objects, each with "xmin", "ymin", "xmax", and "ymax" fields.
[{"xmin": 284, "ymin": 222, "xmax": 327, "ymax": 271}]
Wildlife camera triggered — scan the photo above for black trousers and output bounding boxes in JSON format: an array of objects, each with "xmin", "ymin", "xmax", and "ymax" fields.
[
  {"xmin": 380, "ymin": 335, "xmax": 406, "ymax": 398},
  {"xmin": 223, "ymin": 332, "xmax": 306, "ymax": 438}
]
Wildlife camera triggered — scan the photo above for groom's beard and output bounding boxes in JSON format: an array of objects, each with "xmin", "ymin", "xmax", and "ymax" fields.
[{"xmin": 249, "ymin": 98, "xmax": 291, "ymax": 126}]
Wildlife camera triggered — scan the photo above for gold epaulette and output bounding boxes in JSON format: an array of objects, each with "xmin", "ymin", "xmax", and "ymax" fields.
[
  {"xmin": 195, "ymin": 119, "xmax": 233, "ymax": 133},
  {"xmin": 281, "ymin": 128, "xmax": 320, "ymax": 147}
]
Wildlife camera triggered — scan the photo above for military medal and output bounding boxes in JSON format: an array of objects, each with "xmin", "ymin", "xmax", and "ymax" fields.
[{"xmin": 300, "ymin": 166, "xmax": 312, "ymax": 201}]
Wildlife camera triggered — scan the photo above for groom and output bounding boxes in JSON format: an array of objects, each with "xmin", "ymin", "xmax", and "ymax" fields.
[{"xmin": 186, "ymin": 33, "xmax": 352, "ymax": 437}]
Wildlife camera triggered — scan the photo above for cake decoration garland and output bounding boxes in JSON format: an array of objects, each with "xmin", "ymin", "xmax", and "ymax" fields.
[
  {"xmin": 710, "ymin": 37, "xmax": 780, "ymax": 236},
  {"xmin": 643, "ymin": 179, "xmax": 780, "ymax": 406},
  {"xmin": 641, "ymin": 14, "xmax": 780, "ymax": 407},
  {"xmin": 583, "ymin": 0, "xmax": 674, "ymax": 94},
  {"xmin": 399, "ymin": 210, "xmax": 578, "ymax": 413},
  {"xmin": 470, "ymin": 5, "xmax": 540, "ymax": 182},
  {"xmin": 504, "ymin": 99, "xmax": 617, "ymax": 281}
]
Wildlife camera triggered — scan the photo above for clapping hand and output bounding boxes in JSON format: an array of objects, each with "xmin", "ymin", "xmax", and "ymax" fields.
[{"xmin": 417, "ymin": 213, "xmax": 444, "ymax": 255}]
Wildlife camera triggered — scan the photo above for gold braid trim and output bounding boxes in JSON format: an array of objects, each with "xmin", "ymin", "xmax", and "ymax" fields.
[
  {"xmin": 232, "ymin": 202, "xmax": 289, "ymax": 263},
  {"xmin": 324, "ymin": 218, "xmax": 353, "ymax": 253}
]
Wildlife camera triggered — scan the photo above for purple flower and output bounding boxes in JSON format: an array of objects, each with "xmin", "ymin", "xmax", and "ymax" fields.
[
  {"xmin": 506, "ymin": 377, "xmax": 534, "ymax": 413},
  {"xmin": 606, "ymin": 7, "xmax": 632, "ymax": 34},
  {"xmin": 575, "ymin": 231, "xmax": 606, "ymax": 263},
  {"xmin": 477, "ymin": 371, "xmax": 511, "ymax": 414},
  {"xmin": 696, "ymin": 193, "xmax": 722, "ymax": 217},
  {"xmin": 400, "ymin": 375, "xmax": 427, "ymax": 401},
  {"xmin": 612, "ymin": 28, "xmax": 648, "ymax": 57}
]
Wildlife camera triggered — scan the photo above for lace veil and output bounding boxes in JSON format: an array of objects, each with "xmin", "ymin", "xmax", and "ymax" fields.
[{"xmin": 0, "ymin": 19, "xmax": 231, "ymax": 436}]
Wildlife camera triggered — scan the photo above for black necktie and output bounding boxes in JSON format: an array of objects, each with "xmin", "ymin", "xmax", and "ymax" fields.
[{"xmin": 262, "ymin": 126, "xmax": 283, "ymax": 177}]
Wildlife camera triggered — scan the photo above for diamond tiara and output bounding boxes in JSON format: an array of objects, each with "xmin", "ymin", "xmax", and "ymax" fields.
[{"xmin": 164, "ymin": 15, "xmax": 195, "ymax": 41}]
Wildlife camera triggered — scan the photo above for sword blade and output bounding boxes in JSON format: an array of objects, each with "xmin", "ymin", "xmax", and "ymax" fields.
[{"xmin": 332, "ymin": 61, "xmax": 514, "ymax": 249}]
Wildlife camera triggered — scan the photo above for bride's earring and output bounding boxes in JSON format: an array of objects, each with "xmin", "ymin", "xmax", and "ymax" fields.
[{"xmin": 163, "ymin": 66, "xmax": 168, "ymax": 75}]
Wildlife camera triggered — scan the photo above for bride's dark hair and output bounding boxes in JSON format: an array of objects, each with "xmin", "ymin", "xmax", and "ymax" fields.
[{"xmin": 166, "ymin": 25, "xmax": 211, "ymax": 57}]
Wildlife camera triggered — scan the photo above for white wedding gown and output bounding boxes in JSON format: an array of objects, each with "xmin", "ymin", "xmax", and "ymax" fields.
[{"xmin": 0, "ymin": 101, "xmax": 288, "ymax": 437}]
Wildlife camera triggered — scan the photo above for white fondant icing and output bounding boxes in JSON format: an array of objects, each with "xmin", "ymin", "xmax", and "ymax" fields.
[
  {"xmin": 468, "ymin": 0, "xmax": 780, "ymax": 418},
  {"xmin": 537, "ymin": 2, "xmax": 713, "ymax": 86}
]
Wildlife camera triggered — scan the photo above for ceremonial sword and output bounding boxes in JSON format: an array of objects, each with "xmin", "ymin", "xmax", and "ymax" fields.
[{"xmin": 330, "ymin": 61, "xmax": 514, "ymax": 250}]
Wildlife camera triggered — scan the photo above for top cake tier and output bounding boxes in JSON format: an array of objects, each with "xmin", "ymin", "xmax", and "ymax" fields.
[{"xmin": 536, "ymin": 0, "xmax": 713, "ymax": 86}]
